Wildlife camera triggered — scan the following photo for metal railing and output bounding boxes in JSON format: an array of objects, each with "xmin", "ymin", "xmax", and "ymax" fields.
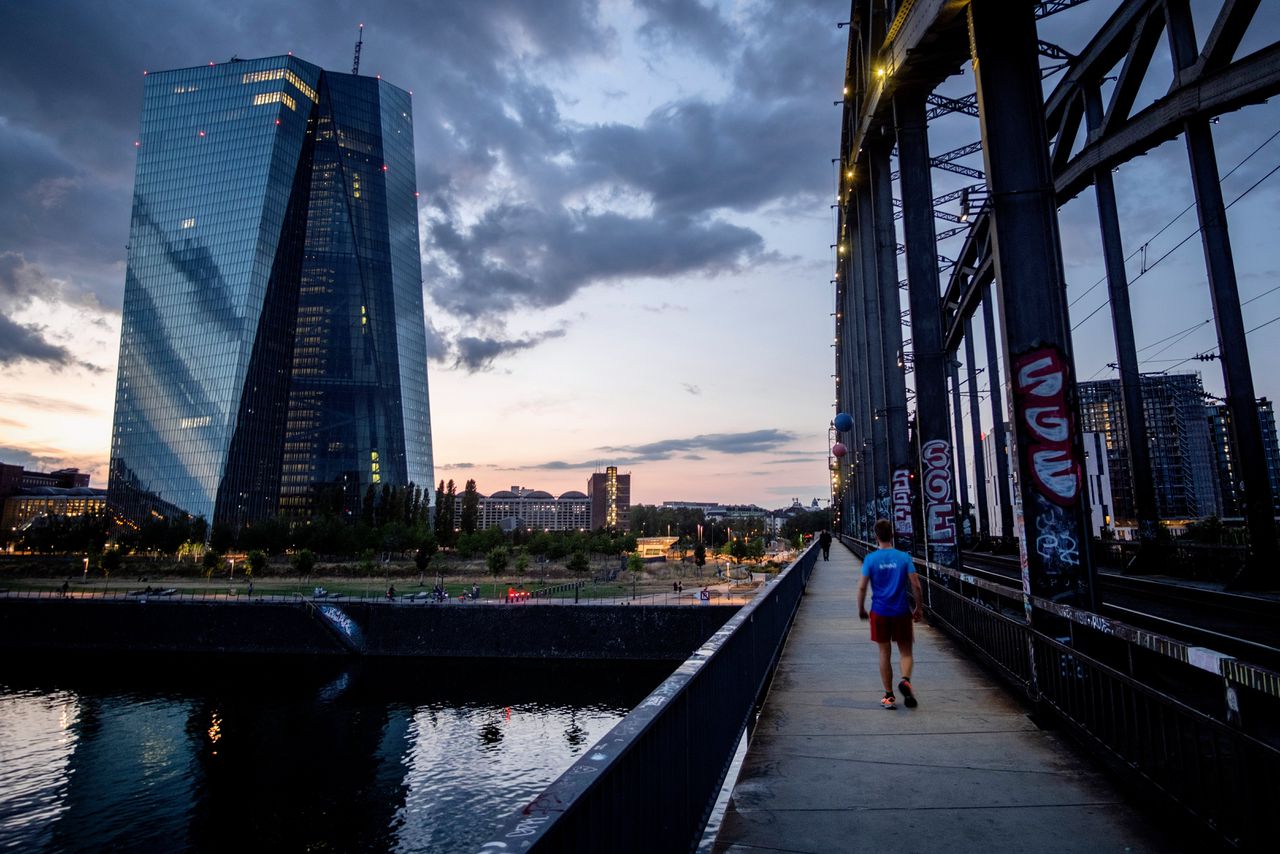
[
  {"xmin": 842, "ymin": 535, "xmax": 1280, "ymax": 849},
  {"xmin": 480, "ymin": 542, "xmax": 820, "ymax": 853}
]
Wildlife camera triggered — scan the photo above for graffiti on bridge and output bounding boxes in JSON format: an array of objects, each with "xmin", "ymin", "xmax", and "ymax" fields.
[
  {"xmin": 892, "ymin": 467, "xmax": 913, "ymax": 549},
  {"xmin": 1012, "ymin": 347, "xmax": 1089, "ymax": 601},
  {"xmin": 920, "ymin": 439, "xmax": 956, "ymax": 568}
]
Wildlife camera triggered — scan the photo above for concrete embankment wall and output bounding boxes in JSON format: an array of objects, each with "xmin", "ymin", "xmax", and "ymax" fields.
[{"xmin": 0, "ymin": 599, "xmax": 739, "ymax": 661}]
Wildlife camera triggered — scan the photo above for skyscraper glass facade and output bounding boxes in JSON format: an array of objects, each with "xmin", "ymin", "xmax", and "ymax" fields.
[{"xmin": 109, "ymin": 56, "xmax": 434, "ymax": 528}]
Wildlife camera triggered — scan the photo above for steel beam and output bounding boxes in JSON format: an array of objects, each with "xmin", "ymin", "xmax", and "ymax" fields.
[
  {"xmin": 897, "ymin": 90, "xmax": 959, "ymax": 569},
  {"xmin": 1085, "ymin": 86, "xmax": 1161, "ymax": 557},
  {"xmin": 948, "ymin": 357, "xmax": 971, "ymax": 543},
  {"xmin": 969, "ymin": 0, "xmax": 1097, "ymax": 614},
  {"xmin": 1167, "ymin": 0, "xmax": 1278, "ymax": 588},
  {"xmin": 963, "ymin": 316, "xmax": 990, "ymax": 539},
  {"xmin": 981, "ymin": 284, "xmax": 1013, "ymax": 541}
]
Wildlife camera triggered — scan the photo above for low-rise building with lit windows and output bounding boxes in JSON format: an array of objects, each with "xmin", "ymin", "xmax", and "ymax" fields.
[{"xmin": 454, "ymin": 486, "xmax": 592, "ymax": 532}]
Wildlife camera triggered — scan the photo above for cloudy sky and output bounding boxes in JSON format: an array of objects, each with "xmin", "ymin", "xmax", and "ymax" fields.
[{"xmin": 1, "ymin": 0, "xmax": 1277, "ymax": 509}]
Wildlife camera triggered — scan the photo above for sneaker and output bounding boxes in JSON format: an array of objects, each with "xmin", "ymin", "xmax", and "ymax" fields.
[
  {"xmin": 880, "ymin": 693, "xmax": 897, "ymax": 710},
  {"xmin": 898, "ymin": 678, "xmax": 917, "ymax": 708}
]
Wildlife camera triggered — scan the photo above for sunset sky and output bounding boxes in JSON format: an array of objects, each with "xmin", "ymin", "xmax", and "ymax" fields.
[{"xmin": 1, "ymin": 0, "xmax": 1278, "ymax": 509}]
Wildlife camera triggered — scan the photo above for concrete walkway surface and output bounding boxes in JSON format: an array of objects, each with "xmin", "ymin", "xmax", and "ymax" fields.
[{"xmin": 713, "ymin": 542, "xmax": 1173, "ymax": 853}]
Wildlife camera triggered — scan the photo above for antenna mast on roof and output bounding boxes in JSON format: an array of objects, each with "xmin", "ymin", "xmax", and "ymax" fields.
[{"xmin": 352, "ymin": 23, "xmax": 364, "ymax": 75}]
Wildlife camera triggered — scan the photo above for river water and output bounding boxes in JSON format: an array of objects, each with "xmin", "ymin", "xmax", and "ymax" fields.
[{"xmin": 0, "ymin": 654, "xmax": 671, "ymax": 852}]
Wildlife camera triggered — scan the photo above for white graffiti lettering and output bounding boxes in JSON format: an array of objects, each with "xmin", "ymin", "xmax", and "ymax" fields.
[{"xmin": 892, "ymin": 468, "xmax": 913, "ymax": 536}]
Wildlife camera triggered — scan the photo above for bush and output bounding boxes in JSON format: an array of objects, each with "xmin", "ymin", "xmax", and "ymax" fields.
[
  {"xmin": 566, "ymin": 550, "xmax": 590, "ymax": 574},
  {"xmin": 101, "ymin": 549, "xmax": 123, "ymax": 575},
  {"xmin": 627, "ymin": 553, "xmax": 644, "ymax": 573}
]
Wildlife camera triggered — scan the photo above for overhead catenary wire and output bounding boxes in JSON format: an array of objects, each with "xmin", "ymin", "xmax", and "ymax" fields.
[{"xmin": 1067, "ymin": 127, "xmax": 1280, "ymax": 312}]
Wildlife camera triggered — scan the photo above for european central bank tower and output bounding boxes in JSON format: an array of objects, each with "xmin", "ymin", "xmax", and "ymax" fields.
[{"xmin": 109, "ymin": 56, "xmax": 434, "ymax": 528}]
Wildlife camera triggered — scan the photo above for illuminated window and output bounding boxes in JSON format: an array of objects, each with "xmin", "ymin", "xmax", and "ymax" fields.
[
  {"xmin": 179, "ymin": 415, "xmax": 212, "ymax": 429},
  {"xmin": 181, "ymin": 217, "xmax": 196, "ymax": 229},
  {"xmin": 253, "ymin": 91, "xmax": 296, "ymax": 111},
  {"xmin": 242, "ymin": 68, "xmax": 315, "ymax": 103},
  {"xmin": 352, "ymin": 174, "xmax": 361, "ymax": 199}
]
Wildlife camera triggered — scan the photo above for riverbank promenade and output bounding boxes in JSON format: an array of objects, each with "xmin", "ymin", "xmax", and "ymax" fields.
[{"xmin": 714, "ymin": 541, "xmax": 1171, "ymax": 853}]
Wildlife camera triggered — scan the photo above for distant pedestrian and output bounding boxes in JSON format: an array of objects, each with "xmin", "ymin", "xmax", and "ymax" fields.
[
  {"xmin": 60, "ymin": 580, "xmax": 69, "ymax": 597},
  {"xmin": 818, "ymin": 530, "xmax": 832, "ymax": 560},
  {"xmin": 247, "ymin": 580, "xmax": 253, "ymax": 598},
  {"xmin": 386, "ymin": 583, "xmax": 396, "ymax": 601},
  {"xmin": 857, "ymin": 519, "xmax": 923, "ymax": 710}
]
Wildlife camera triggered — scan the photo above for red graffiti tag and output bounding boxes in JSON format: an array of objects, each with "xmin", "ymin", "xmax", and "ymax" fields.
[
  {"xmin": 920, "ymin": 439, "xmax": 955, "ymax": 544},
  {"xmin": 1013, "ymin": 347, "xmax": 1081, "ymax": 506}
]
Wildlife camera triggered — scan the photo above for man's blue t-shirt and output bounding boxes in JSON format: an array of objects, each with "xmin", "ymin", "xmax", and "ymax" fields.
[{"xmin": 861, "ymin": 548, "xmax": 916, "ymax": 617}]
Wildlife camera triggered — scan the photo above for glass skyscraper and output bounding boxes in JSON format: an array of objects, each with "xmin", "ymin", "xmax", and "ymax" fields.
[{"xmin": 109, "ymin": 56, "xmax": 434, "ymax": 529}]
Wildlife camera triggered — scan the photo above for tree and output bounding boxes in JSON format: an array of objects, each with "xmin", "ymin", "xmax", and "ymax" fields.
[
  {"xmin": 627, "ymin": 553, "xmax": 644, "ymax": 574},
  {"xmin": 487, "ymin": 546, "xmax": 509, "ymax": 576},
  {"xmin": 292, "ymin": 549, "xmax": 316, "ymax": 577},
  {"xmin": 101, "ymin": 549, "xmax": 123, "ymax": 575},
  {"xmin": 694, "ymin": 544, "xmax": 706, "ymax": 575},
  {"xmin": 246, "ymin": 549, "xmax": 267, "ymax": 577},
  {"xmin": 515, "ymin": 550, "xmax": 530, "ymax": 574},
  {"xmin": 461, "ymin": 479, "xmax": 480, "ymax": 534},
  {"xmin": 202, "ymin": 550, "xmax": 220, "ymax": 575},
  {"xmin": 433, "ymin": 479, "xmax": 446, "ymax": 541},
  {"xmin": 567, "ymin": 550, "xmax": 590, "ymax": 574}
]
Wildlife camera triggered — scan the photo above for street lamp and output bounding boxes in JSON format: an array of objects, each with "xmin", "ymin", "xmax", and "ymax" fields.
[{"xmin": 83, "ymin": 556, "xmax": 89, "ymax": 581}]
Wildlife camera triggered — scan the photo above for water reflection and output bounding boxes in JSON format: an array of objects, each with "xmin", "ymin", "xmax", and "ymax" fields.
[{"xmin": 0, "ymin": 654, "xmax": 669, "ymax": 852}]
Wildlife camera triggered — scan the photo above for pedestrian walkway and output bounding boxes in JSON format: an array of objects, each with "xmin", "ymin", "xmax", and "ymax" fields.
[{"xmin": 713, "ymin": 541, "xmax": 1171, "ymax": 853}]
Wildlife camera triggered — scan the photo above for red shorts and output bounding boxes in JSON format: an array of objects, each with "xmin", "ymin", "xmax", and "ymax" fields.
[{"xmin": 870, "ymin": 611, "xmax": 914, "ymax": 644}]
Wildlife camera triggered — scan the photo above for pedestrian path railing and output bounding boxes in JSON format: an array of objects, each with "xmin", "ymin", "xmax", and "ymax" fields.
[
  {"xmin": 842, "ymin": 535, "xmax": 1280, "ymax": 849},
  {"xmin": 481, "ymin": 542, "xmax": 820, "ymax": 853}
]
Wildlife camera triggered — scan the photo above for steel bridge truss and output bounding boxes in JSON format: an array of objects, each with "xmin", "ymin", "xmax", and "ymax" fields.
[{"xmin": 831, "ymin": 0, "xmax": 1278, "ymax": 605}]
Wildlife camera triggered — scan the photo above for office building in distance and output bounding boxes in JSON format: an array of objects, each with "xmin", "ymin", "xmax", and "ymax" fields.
[
  {"xmin": 1077, "ymin": 374, "xmax": 1218, "ymax": 523},
  {"xmin": 108, "ymin": 56, "xmax": 434, "ymax": 529},
  {"xmin": 588, "ymin": 466, "xmax": 631, "ymax": 531},
  {"xmin": 1206, "ymin": 398, "xmax": 1280, "ymax": 518}
]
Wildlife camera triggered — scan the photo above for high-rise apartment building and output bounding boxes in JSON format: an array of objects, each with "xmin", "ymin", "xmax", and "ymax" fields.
[
  {"xmin": 108, "ymin": 56, "xmax": 433, "ymax": 528},
  {"xmin": 1207, "ymin": 398, "xmax": 1280, "ymax": 518},
  {"xmin": 1077, "ymin": 374, "xmax": 1218, "ymax": 522},
  {"xmin": 588, "ymin": 466, "xmax": 631, "ymax": 531}
]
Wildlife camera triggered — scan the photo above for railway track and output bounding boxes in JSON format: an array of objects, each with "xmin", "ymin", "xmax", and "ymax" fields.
[{"xmin": 958, "ymin": 551, "xmax": 1280, "ymax": 670}]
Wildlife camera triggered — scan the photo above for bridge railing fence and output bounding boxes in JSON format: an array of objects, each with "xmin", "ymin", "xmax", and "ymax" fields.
[
  {"xmin": 840, "ymin": 534, "xmax": 1280, "ymax": 849},
  {"xmin": 480, "ymin": 541, "xmax": 820, "ymax": 853}
]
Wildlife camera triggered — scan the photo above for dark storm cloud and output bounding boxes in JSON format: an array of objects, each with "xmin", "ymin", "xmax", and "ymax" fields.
[
  {"xmin": 635, "ymin": 0, "xmax": 736, "ymax": 59},
  {"xmin": 0, "ymin": 314, "xmax": 83, "ymax": 370},
  {"xmin": 426, "ymin": 205, "xmax": 763, "ymax": 318},
  {"xmin": 598, "ymin": 428, "xmax": 796, "ymax": 460},
  {"xmin": 575, "ymin": 97, "xmax": 834, "ymax": 215},
  {"xmin": 453, "ymin": 329, "xmax": 568, "ymax": 373},
  {"xmin": 0, "ymin": 252, "xmax": 105, "ymax": 371},
  {"xmin": 505, "ymin": 428, "xmax": 797, "ymax": 471}
]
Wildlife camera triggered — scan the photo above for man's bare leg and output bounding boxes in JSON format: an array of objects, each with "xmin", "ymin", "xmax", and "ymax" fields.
[
  {"xmin": 878, "ymin": 641, "xmax": 894, "ymax": 692},
  {"xmin": 897, "ymin": 638, "xmax": 914, "ymax": 681}
]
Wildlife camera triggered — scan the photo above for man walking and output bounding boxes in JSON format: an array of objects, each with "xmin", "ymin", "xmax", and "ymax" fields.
[
  {"xmin": 818, "ymin": 529, "xmax": 832, "ymax": 561},
  {"xmin": 857, "ymin": 518, "xmax": 923, "ymax": 709}
]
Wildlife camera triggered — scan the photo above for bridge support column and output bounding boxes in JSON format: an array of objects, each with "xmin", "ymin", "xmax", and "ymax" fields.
[
  {"xmin": 857, "ymin": 172, "xmax": 890, "ymax": 524},
  {"xmin": 1165, "ymin": 0, "xmax": 1278, "ymax": 589},
  {"xmin": 896, "ymin": 90, "xmax": 959, "ymax": 569},
  {"xmin": 869, "ymin": 141, "xmax": 913, "ymax": 550},
  {"xmin": 982, "ymin": 285, "xmax": 1014, "ymax": 542},
  {"xmin": 969, "ymin": 0, "xmax": 1098, "ymax": 613}
]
